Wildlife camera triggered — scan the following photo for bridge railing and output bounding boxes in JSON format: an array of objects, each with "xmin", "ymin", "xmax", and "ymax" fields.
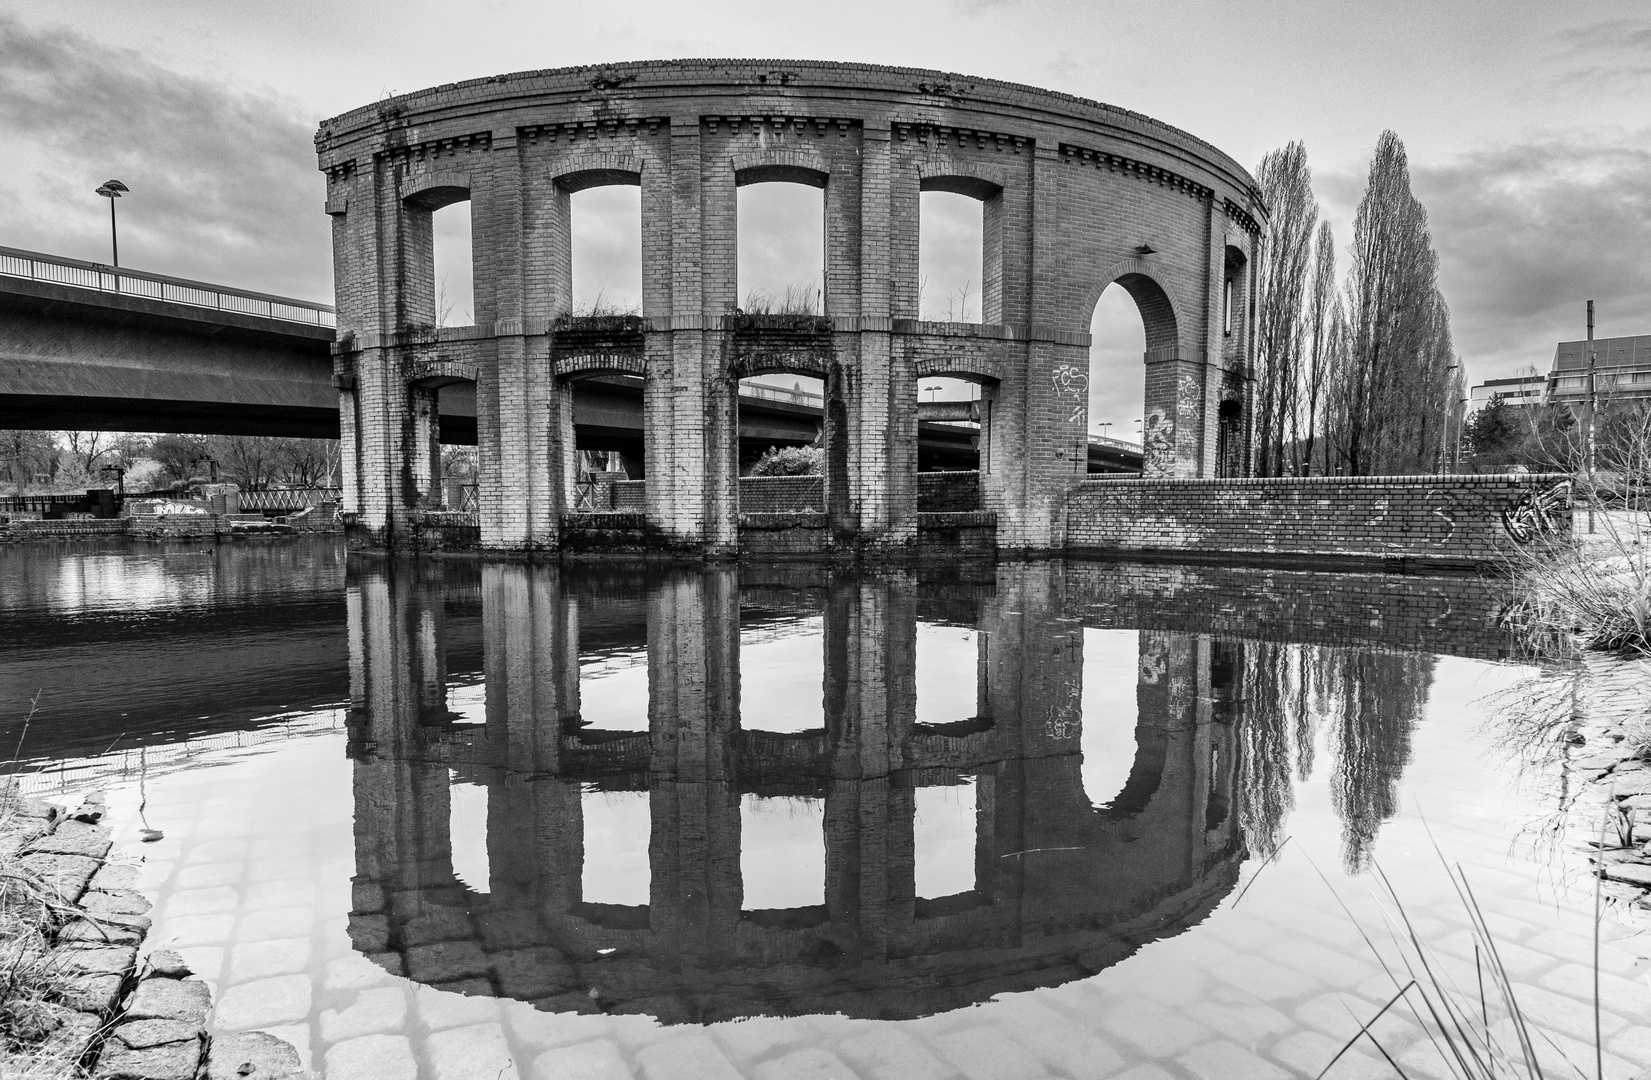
[{"xmin": 0, "ymin": 245, "xmax": 335, "ymax": 329}]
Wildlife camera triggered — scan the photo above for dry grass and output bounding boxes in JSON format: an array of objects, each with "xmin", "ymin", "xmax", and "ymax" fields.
[
  {"xmin": 0, "ymin": 797, "xmax": 92, "ymax": 1080},
  {"xmin": 1502, "ymin": 509, "xmax": 1651, "ymax": 660}
]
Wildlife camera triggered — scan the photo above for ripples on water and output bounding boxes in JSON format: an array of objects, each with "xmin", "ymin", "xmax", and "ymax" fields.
[{"xmin": 2, "ymin": 538, "xmax": 1648, "ymax": 1079}]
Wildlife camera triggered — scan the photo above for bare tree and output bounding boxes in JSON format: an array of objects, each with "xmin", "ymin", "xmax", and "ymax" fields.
[{"xmin": 1253, "ymin": 142, "xmax": 1319, "ymax": 476}]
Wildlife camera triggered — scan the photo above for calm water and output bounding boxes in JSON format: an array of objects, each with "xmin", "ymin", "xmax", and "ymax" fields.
[{"xmin": 3, "ymin": 538, "xmax": 1649, "ymax": 1080}]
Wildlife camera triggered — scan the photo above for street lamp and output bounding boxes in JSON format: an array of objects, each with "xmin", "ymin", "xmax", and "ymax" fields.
[
  {"xmin": 1096, "ymin": 421, "xmax": 1113, "ymax": 439},
  {"xmin": 95, "ymin": 180, "xmax": 129, "ymax": 268}
]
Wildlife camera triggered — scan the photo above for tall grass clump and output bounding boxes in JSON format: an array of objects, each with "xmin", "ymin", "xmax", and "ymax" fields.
[
  {"xmin": 0, "ymin": 799, "xmax": 89, "ymax": 1079},
  {"xmin": 1495, "ymin": 395, "xmax": 1651, "ymax": 659},
  {"xmin": 1318, "ymin": 836, "xmax": 1608, "ymax": 1080}
]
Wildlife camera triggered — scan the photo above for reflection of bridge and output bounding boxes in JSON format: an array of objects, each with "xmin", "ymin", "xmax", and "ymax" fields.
[{"xmin": 345, "ymin": 561, "xmax": 1246, "ymax": 1022}]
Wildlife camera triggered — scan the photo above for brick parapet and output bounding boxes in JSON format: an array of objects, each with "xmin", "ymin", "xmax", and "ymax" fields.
[{"xmin": 1066, "ymin": 473, "xmax": 1574, "ymax": 568}]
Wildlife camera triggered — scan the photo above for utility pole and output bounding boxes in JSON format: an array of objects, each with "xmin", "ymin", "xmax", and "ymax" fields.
[{"xmin": 1585, "ymin": 300, "xmax": 1597, "ymax": 535}]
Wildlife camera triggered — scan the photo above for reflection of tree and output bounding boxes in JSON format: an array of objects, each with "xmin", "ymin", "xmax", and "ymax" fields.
[
  {"xmin": 1235, "ymin": 642, "xmax": 1431, "ymax": 870},
  {"xmin": 1326, "ymin": 650, "xmax": 1434, "ymax": 872},
  {"xmin": 1239, "ymin": 641, "xmax": 1297, "ymax": 859}
]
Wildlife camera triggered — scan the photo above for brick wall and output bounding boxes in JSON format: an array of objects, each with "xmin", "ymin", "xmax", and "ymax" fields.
[
  {"xmin": 739, "ymin": 475, "xmax": 824, "ymax": 513},
  {"xmin": 917, "ymin": 471, "xmax": 981, "ymax": 512},
  {"xmin": 319, "ymin": 61, "xmax": 1267, "ymax": 555},
  {"xmin": 1065, "ymin": 473, "xmax": 1573, "ymax": 568}
]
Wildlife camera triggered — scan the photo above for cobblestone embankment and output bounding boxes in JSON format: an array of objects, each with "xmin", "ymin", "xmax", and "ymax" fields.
[
  {"xmin": 1569, "ymin": 653, "xmax": 1651, "ymax": 900},
  {"xmin": 0, "ymin": 785, "xmax": 304, "ymax": 1079}
]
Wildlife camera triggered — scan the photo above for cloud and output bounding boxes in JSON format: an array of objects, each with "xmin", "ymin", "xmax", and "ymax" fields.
[
  {"xmin": 1412, "ymin": 135, "xmax": 1651, "ymax": 380},
  {"xmin": 0, "ymin": 14, "xmax": 330, "ymax": 301}
]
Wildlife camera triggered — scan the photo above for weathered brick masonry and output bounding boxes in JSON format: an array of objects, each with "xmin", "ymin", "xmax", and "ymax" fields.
[
  {"xmin": 316, "ymin": 60, "xmax": 1266, "ymax": 556},
  {"xmin": 1065, "ymin": 473, "xmax": 1573, "ymax": 570}
]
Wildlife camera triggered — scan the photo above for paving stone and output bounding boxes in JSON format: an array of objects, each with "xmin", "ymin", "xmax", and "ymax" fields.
[
  {"xmin": 751, "ymin": 1047, "xmax": 856, "ymax": 1080},
  {"xmin": 711, "ymin": 1016, "xmax": 810, "ymax": 1062},
  {"xmin": 1267, "ymin": 1030, "xmax": 1390, "ymax": 1080},
  {"xmin": 319, "ymin": 985, "xmax": 407, "ymax": 1042},
  {"xmin": 245, "ymin": 878, "xmax": 317, "ymax": 910},
  {"xmin": 159, "ymin": 912, "xmax": 234, "ymax": 946},
  {"xmin": 1505, "ymin": 982, "xmax": 1630, "ymax": 1042},
  {"xmin": 416, "ymin": 984, "xmax": 502, "ymax": 1031},
  {"xmin": 1181, "ymin": 992, "xmax": 1295, "ymax": 1044},
  {"xmin": 28, "ymin": 820, "xmax": 113, "ymax": 859},
  {"xmin": 83, "ymin": 888, "xmax": 154, "ymax": 917},
  {"xmin": 187, "ymin": 839, "xmax": 250, "ymax": 864},
  {"xmin": 325, "ymin": 1033, "xmax": 419, "ymax": 1080},
  {"xmin": 61, "ymin": 972, "xmax": 125, "ymax": 1013},
  {"xmin": 349, "ymin": 913, "xmax": 390, "ymax": 952},
  {"xmin": 1537, "ymin": 959, "xmax": 1651, "ymax": 1014},
  {"xmin": 426, "ymin": 1022, "xmax": 520, "ymax": 1080},
  {"xmin": 126, "ymin": 977, "xmax": 213, "ymax": 1023},
  {"xmin": 235, "ymin": 906, "xmax": 312, "ymax": 942},
  {"xmin": 262, "ymin": 1023, "xmax": 313, "ymax": 1075},
  {"xmin": 214, "ymin": 972, "xmax": 313, "ymax": 1029},
  {"xmin": 1094, "ymin": 996, "xmax": 1213, "ymax": 1058},
  {"xmin": 88, "ymin": 862, "xmax": 143, "ymax": 892},
  {"xmin": 19, "ymin": 852, "xmax": 102, "ymax": 902},
  {"xmin": 835, "ymin": 1026, "xmax": 959, "ymax": 1080},
  {"xmin": 635, "ymin": 1034, "xmax": 744, "ymax": 1080},
  {"xmin": 173, "ymin": 862, "xmax": 243, "ymax": 889},
  {"xmin": 227, "ymin": 937, "xmax": 312, "ymax": 982},
  {"xmin": 928, "ymin": 1024, "xmax": 1037, "ymax": 1080},
  {"xmin": 324, "ymin": 953, "xmax": 396, "ymax": 991},
  {"xmin": 1207, "ymin": 953, "xmax": 1322, "ymax": 1002},
  {"xmin": 1104, "ymin": 1067, "xmax": 1178, "ymax": 1080},
  {"xmin": 57, "ymin": 944, "xmax": 137, "ymax": 976},
  {"xmin": 147, "ymin": 949, "xmax": 193, "ymax": 978},
  {"xmin": 60, "ymin": 916, "xmax": 145, "ymax": 946},
  {"xmin": 1607, "ymin": 1021, "xmax": 1651, "ymax": 1067},
  {"xmin": 173, "ymin": 946, "xmax": 225, "ymax": 984},
  {"xmin": 1177, "ymin": 1039, "xmax": 1293, "ymax": 1080},
  {"xmin": 531, "ymin": 1039, "xmax": 636, "ymax": 1080},
  {"xmin": 407, "ymin": 938, "xmax": 492, "ymax": 983},
  {"xmin": 204, "ymin": 1030, "xmax": 305, "ymax": 1080},
  {"xmin": 37, "ymin": 1008, "xmax": 101, "ymax": 1064},
  {"xmin": 111, "ymin": 1018, "xmax": 204, "ymax": 1050},
  {"xmin": 93, "ymin": 1037, "xmax": 202, "ymax": 1080},
  {"xmin": 164, "ymin": 885, "xmax": 240, "ymax": 917}
]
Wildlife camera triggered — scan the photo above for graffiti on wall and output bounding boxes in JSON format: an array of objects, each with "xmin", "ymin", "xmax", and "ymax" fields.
[
  {"xmin": 1501, "ymin": 480, "xmax": 1571, "ymax": 544},
  {"xmin": 1142, "ymin": 409, "xmax": 1175, "ymax": 476},
  {"xmin": 1051, "ymin": 364, "xmax": 1090, "ymax": 424}
]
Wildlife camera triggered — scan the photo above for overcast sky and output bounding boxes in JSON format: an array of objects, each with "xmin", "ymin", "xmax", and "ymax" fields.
[{"xmin": 2, "ymin": 0, "xmax": 1646, "ymax": 435}]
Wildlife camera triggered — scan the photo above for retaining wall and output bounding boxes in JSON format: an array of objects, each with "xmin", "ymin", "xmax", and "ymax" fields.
[
  {"xmin": 1065, "ymin": 473, "xmax": 1573, "ymax": 570},
  {"xmin": 918, "ymin": 471, "xmax": 982, "ymax": 513}
]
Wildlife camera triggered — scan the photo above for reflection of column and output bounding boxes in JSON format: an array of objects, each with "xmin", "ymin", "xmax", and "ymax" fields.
[
  {"xmin": 483, "ymin": 563, "xmax": 580, "ymax": 910},
  {"xmin": 648, "ymin": 568, "xmax": 741, "ymax": 958},
  {"xmin": 979, "ymin": 562, "xmax": 1085, "ymax": 909},
  {"xmin": 823, "ymin": 571, "xmax": 918, "ymax": 956},
  {"xmin": 347, "ymin": 565, "xmax": 473, "ymax": 970}
]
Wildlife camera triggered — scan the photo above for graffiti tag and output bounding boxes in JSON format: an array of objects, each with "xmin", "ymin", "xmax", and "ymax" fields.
[{"xmin": 1501, "ymin": 481, "xmax": 1571, "ymax": 544}]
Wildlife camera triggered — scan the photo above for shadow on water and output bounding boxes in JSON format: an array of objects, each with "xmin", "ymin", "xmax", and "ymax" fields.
[{"xmin": 339, "ymin": 557, "xmax": 1516, "ymax": 1024}]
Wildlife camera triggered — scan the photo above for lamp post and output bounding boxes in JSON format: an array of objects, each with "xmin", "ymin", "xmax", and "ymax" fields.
[
  {"xmin": 95, "ymin": 180, "xmax": 129, "ymax": 289},
  {"xmin": 1440, "ymin": 361, "xmax": 1460, "ymax": 474}
]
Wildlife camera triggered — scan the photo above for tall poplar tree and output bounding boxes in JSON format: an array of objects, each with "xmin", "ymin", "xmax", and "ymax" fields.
[
  {"xmin": 1331, "ymin": 130, "xmax": 1455, "ymax": 475},
  {"xmin": 1253, "ymin": 143, "xmax": 1319, "ymax": 475}
]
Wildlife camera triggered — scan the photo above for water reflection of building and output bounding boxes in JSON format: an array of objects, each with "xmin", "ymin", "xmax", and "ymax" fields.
[{"xmin": 344, "ymin": 562, "xmax": 1250, "ymax": 1023}]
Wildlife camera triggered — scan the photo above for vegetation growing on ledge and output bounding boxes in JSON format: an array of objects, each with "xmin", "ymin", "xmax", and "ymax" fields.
[
  {"xmin": 748, "ymin": 445, "xmax": 823, "ymax": 477},
  {"xmin": 0, "ymin": 799, "xmax": 87, "ymax": 1080}
]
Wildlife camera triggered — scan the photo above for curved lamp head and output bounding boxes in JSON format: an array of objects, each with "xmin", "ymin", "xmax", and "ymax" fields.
[{"xmin": 95, "ymin": 180, "xmax": 129, "ymax": 198}]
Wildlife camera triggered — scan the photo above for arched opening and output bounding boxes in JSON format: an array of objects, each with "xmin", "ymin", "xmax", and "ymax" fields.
[
  {"xmin": 581, "ymin": 788, "xmax": 652, "ymax": 908},
  {"xmin": 741, "ymin": 793, "xmax": 826, "ymax": 913},
  {"xmin": 1087, "ymin": 286, "xmax": 1146, "ymax": 456},
  {"xmin": 913, "ymin": 779, "xmax": 977, "ymax": 902},
  {"xmin": 738, "ymin": 605, "xmax": 826, "ymax": 734},
  {"xmin": 570, "ymin": 183, "xmax": 642, "ymax": 315},
  {"xmin": 1087, "ymin": 271, "xmax": 1180, "ymax": 476},
  {"xmin": 448, "ymin": 769, "xmax": 489, "ymax": 893}
]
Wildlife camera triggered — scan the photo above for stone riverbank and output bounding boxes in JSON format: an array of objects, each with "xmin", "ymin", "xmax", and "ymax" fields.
[
  {"xmin": 0, "ymin": 784, "xmax": 304, "ymax": 1078},
  {"xmin": 1568, "ymin": 653, "xmax": 1651, "ymax": 901}
]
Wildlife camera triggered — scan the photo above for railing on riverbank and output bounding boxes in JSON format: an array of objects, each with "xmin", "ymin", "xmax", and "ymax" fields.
[{"xmin": 0, "ymin": 244, "xmax": 336, "ymax": 328}]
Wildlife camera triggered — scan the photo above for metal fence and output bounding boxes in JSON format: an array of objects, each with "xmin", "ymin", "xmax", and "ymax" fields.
[{"xmin": 0, "ymin": 244, "xmax": 335, "ymax": 329}]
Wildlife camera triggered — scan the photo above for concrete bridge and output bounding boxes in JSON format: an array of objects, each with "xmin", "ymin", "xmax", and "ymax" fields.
[
  {"xmin": 0, "ymin": 245, "xmax": 1128, "ymax": 474},
  {"xmin": 318, "ymin": 60, "xmax": 1261, "ymax": 555}
]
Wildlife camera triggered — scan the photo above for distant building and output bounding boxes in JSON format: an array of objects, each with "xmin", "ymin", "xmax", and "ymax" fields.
[
  {"xmin": 1547, "ymin": 334, "xmax": 1651, "ymax": 406},
  {"xmin": 1469, "ymin": 374, "xmax": 1546, "ymax": 413}
]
